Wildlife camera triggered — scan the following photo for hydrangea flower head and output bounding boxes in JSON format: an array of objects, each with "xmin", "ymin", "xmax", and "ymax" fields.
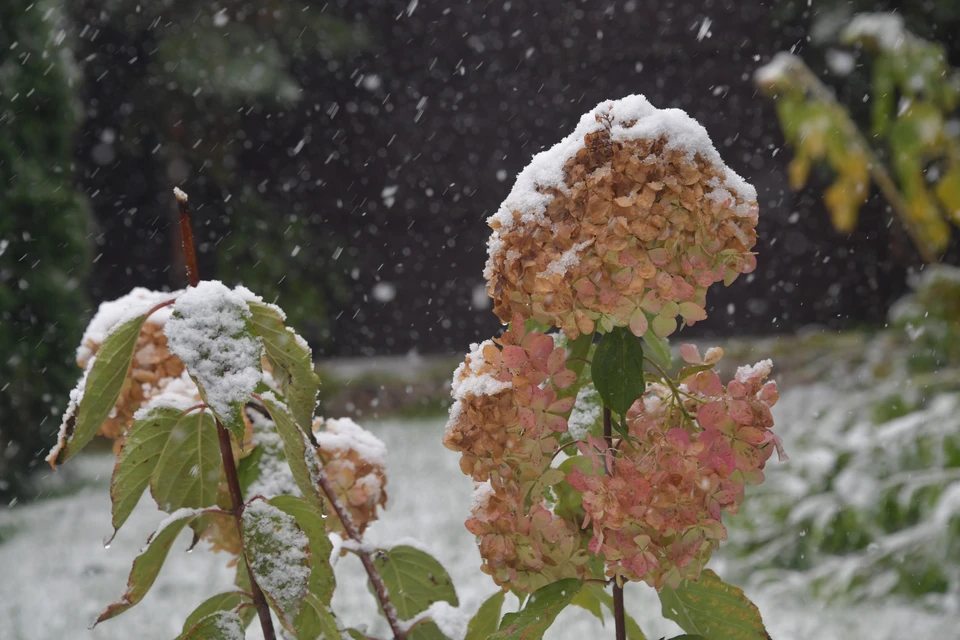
[{"xmin": 484, "ymin": 95, "xmax": 759, "ymax": 339}]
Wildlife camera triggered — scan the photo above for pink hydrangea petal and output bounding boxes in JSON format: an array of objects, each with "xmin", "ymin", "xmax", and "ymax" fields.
[
  {"xmin": 679, "ymin": 343, "xmax": 702, "ymax": 364},
  {"xmin": 502, "ymin": 345, "xmax": 528, "ymax": 368},
  {"xmin": 629, "ymin": 309, "xmax": 649, "ymax": 337}
]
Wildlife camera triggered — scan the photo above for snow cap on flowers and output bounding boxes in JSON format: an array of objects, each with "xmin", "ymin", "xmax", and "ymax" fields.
[{"xmin": 485, "ymin": 94, "xmax": 759, "ymax": 339}]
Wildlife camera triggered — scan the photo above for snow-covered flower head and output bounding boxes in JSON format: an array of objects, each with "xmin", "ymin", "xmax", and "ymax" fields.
[{"xmin": 485, "ymin": 95, "xmax": 759, "ymax": 339}]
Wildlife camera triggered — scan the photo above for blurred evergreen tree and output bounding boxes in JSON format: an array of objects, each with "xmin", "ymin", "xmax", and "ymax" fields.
[{"xmin": 0, "ymin": 1, "xmax": 93, "ymax": 497}]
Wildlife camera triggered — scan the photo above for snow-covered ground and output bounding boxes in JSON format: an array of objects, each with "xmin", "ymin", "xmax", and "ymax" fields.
[{"xmin": 1, "ymin": 413, "xmax": 957, "ymax": 639}]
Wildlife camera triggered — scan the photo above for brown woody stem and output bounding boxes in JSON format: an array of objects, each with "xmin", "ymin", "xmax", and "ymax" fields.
[
  {"xmin": 314, "ymin": 468, "xmax": 407, "ymax": 640},
  {"xmin": 176, "ymin": 189, "xmax": 276, "ymax": 640},
  {"xmin": 603, "ymin": 406, "xmax": 627, "ymax": 640}
]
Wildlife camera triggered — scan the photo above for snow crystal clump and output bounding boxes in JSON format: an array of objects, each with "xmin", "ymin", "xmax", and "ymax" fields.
[
  {"xmin": 843, "ymin": 12, "xmax": 906, "ymax": 51},
  {"xmin": 165, "ymin": 281, "xmax": 263, "ymax": 422},
  {"xmin": 242, "ymin": 500, "xmax": 310, "ymax": 621},
  {"xmin": 76, "ymin": 287, "xmax": 180, "ymax": 364}
]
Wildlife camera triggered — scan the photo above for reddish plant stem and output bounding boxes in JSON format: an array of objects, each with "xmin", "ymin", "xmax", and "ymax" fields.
[
  {"xmin": 603, "ymin": 406, "xmax": 627, "ymax": 640},
  {"xmin": 174, "ymin": 188, "xmax": 200, "ymax": 288},
  {"xmin": 314, "ymin": 468, "xmax": 407, "ymax": 640},
  {"xmin": 177, "ymin": 189, "xmax": 276, "ymax": 640}
]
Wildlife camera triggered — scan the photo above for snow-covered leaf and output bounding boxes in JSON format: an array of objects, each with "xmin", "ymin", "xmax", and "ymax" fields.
[
  {"xmin": 95, "ymin": 509, "xmax": 205, "ymax": 625},
  {"xmin": 47, "ymin": 313, "xmax": 148, "ymax": 467},
  {"xmin": 464, "ymin": 591, "xmax": 505, "ymax": 640},
  {"xmin": 177, "ymin": 610, "xmax": 246, "ymax": 640},
  {"xmin": 259, "ymin": 394, "xmax": 326, "ymax": 511},
  {"xmin": 490, "ymin": 578, "xmax": 581, "ymax": 640},
  {"xmin": 166, "ymin": 281, "xmax": 263, "ymax": 444},
  {"xmin": 241, "ymin": 498, "xmax": 311, "ymax": 630},
  {"xmin": 659, "ymin": 570, "xmax": 769, "ymax": 640},
  {"xmin": 180, "ymin": 592, "xmax": 249, "ymax": 635},
  {"xmin": 246, "ymin": 299, "xmax": 320, "ymax": 432},
  {"xmin": 270, "ymin": 495, "xmax": 336, "ymax": 606}
]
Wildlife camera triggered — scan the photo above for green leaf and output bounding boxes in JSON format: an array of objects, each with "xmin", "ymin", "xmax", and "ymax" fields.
[
  {"xmin": 490, "ymin": 578, "xmax": 581, "ymax": 640},
  {"xmin": 181, "ymin": 592, "xmax": 248, "ymax": 634},
  {"xmin": 260, "ymin": 394, "xmax": 327, "ymax": 511},
  {"xmin": 664, "ymin": 636, "xmax": 708, "ymax": 639},
  {"xmin": 558, "ymin": 332, "xmax": 595, "ymax": 402},
  {"xmin": 110, "ymin": 406, "xmax": 180, "ymax": 537},
  {"xmin": 48, "ymin": 313, "xmax": 151, "ymax": 466},
  {"xmin": 641, "ymin": 326, "xmax": 672, "ymax": 370},
  {"xmin": 177, "ymin": 610, "xmax": 246, "ymax": 640},
  {"xmin": 247, "ymin": 300, "xmax": 321, "ymax": 431},
  {"xmin": 659, "ymin": 570, "xmax": 770, "ymax": 640},
  {"xmin": 270, "ymin": 495, "xmax": 336, "ymax": 605},
  {"xmin": 95, "ymin": 509, "xmax": 203, "ymax": 625},
  {"xmin": 676, "ymin": 364, "xmax": 715, "ymax": 380},
  {"xmin": 571, "ymin": 587, "xmax": 604, "ymax": 621},
  {"xmin": 592, "ymin": 327, "xmax": 645, "ymax": 417},
  {"xmin": 150, "ymin": 408, "xmax": 221, "ymax": 514},
  {"xmin": 465, "ymin": 591, "xmax": 506, "ymax": 640},
  {"xmin": 296, "ymin": 592, "xmax": 342, "ymax": 640},
  {"xmin": 241, "ymin": 498, "xmax": 312, "ymax": 630},
  {"xmin": 372, "ymin": 545, "xmax": 458, "ymax": 639},
  {"xmin": 584, "ymin": 583, "xmax": 647, "ymax": 640}
]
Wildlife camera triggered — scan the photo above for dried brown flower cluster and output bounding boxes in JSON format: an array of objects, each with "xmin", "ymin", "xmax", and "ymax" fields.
[
  {"xmin": 313, "ymin": 417, "xmax": 389, "ymax": 535},
  {"xmin": 485, "ymin": 96, "xmax": 759, "ymax": 339}
]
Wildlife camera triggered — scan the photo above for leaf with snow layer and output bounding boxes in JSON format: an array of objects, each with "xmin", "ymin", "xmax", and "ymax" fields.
[
  {"xmin": 260, "ymin": 394, "xmax": 327, "ymax": 511},
  {"xmin": 247, "ymin": 299, "xmax": 320, "ymax": 431},
  {"xmin": 177, "ymin": 610, "xmax": 246, "ymax": 640},
  {"xmin": 241, "ymin": 498, "xmax": 311, "ymax": 631},
  {"xmin": 180, "ymin": 592, "xmax": 249, "ymax": 635},
  {"xmin": 270, "ymin": 495, "xmax": 336, "ymax": 605}
]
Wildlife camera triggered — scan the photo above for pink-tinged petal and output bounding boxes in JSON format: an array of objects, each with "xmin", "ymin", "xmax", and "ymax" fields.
[
  {"xmin": 666, "ymin": 428, "xmax": 691, "ymax": 449},
  {"xmin": 680, "ymin": 343, "xmax": 702, "ymax": 364},
  {"xmin": 545, "ymin": 413, "xmax": 568, "ymax": 433},
  {"xmin": 547, "ymin": 347, "xmax": 566, "ymax": 374},
  {"xmin": 704, "ymin": 347, "xmax": 724, "ymax": 365},
  {"xmin": 771, "ymin": 433, "xmax": 789, "ymax": 462},
  {"xmin": 726, "ymin": 380, "xmax": 748, "ymax": 398},
  {"xmin": 549, "ymin": 396, "xmax": 576, "ymax": 414},
  {"xmin": 741, "ymin": 253, "xmax": 757, "ymax": 274},
  {"xmin": 502, "ymin": 345, "xmax": 527, "ymax": 368},
  {"xmin": 552, "ymin": 369, "xmax": 577, "ymax": 389},
  {"xmin": 696, "ymin": 370, "xmax": 724, "ymax": 396},
  {"xmin": 679, "ymin": 301, "xmax": 707, "ymax": 322},
  {"xmin": 649, "ymin": 247, "xmax": 672, "ymax": 266},
  {"xmin": 673, "ymin": 277, "xmax": 695, "ymax": 300},
  {"xmin": 639, "ymin": 289, "xmax": 664, "ymax": 313},
  {"xmin": 518, "ymin": 408, "xmax": 537, "ymax": 430},
  {"xmin": 695, "ymin": 269, "xmax": 716, "ymax": 287},
  {"xmin": 728, "ymin": 399, "xmax": 754, "ymax": 424},
  {"xmin": 575, "ymin": 278, "xmax": 596, "ymax": 297},
  {"xmin": 530, "ymin": 334, "xmax": 554, "ymax": 361},
  {"xmin": 736, "ymin": 426, "xmax": 767, "ymax": 445},
  {"xmin": 629, "ymin": 309, "xmax": 649, "ymax": 337},
  {"xmin": 697, "ymin": 401, "xmax": 728, "ymax": 430},
  {"xmin": 652, "ymin": 314, "xmax": 677, "ymax": 338},
  {"xmin": 759, "ymin": 381, "xmax": 779, "ymax": 405},
  {"xmin": 733, "ymin": 441, "xmax": 762, "ymax": 471}
]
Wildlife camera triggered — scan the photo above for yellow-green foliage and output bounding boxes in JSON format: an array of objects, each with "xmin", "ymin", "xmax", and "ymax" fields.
[{"xmin": 757, "ymin": 13, "xmax": 960, "ymax": 262}]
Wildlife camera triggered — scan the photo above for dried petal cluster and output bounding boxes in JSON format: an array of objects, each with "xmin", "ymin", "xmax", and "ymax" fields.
[
  {"xmin": 444, "ymin": 319, "xmax": 592, "ymax": 591},
  {"xmin": 313, "ymin": 417, "xmax": 389, "ymax": 536},
  {"xmin": 568, "ymin": 346, "xmax": 783, "ymax": 588},
  {"xmin": 485, "ymin": 95, "xmax": 759, "ymax": 339},
  {"xmin": 76, "ymin": 289, "xmax": 190, "ymax": 443}
]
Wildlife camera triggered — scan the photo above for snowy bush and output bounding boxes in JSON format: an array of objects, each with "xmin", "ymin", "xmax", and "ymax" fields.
[{"xmin": 49, "ymin": 96, "xmax": 787, "ymax": 640}]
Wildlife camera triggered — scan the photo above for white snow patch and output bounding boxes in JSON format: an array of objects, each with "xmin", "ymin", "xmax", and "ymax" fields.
[
  {"xmin": 314, "ymin": 417, "xmax": 388, "ymax": 468},
  {"xmin": 77, "ymin": 287, "xmax": 181, "ymax": 364},
  {"xmin": 242, "ymin": 500, "xmax": 310, "ymax": 622},
  {"xmin": 164, "ymin": 281, "xmax": 263, "ymax": 423},
  {"xmin": 843, "ymin": 12, "xmax": 906, "ymax": 51}
]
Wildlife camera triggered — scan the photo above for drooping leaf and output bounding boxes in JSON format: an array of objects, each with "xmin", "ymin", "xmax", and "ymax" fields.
[
  {"xmin": 259, "ymin": 394, "xmax": 326, "ymax": 511},
  {"xmin": 150, "ymin": 408, "xmax": 221, "ymax": 514},
  {"xmin": 592, "ymin": 327, "xmax": 645, "ymax": 417},
  {"xmin": 659, "ymin": 570, "xmax": 770, "ymax": 640},
  {"xmin": 181, "ymin": 592, "xmax": 249, "ymax": 634},
  {"xmin": 464, "ymin": 591, "xmax": 506, "ymax": 640},
  {"xmin": 571, "ymin": 587, "xmax": 604, "ymax": 621},
  {"xmin": 296, "ymin": 592, "xmax": 342, "ymax": 640},
  {"xmin": 490, "ymin": 578, "xmax": 581, "ymax": 640},
  {"xmin": 372, "ymin": 545, "xmax": 458, "ymax": 639},
  {"xmin": 247, "ymin": 300, "xmax": 320, "ymax": 431},
  {"xmin": 240, "ymin": 498, "xmax": 312, "ymax": 631},
  {"xmin": 583, "ymin": 583, "xmax": 647, "ymax": 640},
  {"xmin": 48, "ymin": 313, "xmax": 151, "ymax": 467},
  {"xmin": 95, "ymin": 509, "xmax": 203, "ymax": 625},
  {"xmin": 177, "ymin": 610, "xmax": 246, "ymax": 640},
  {"xmin": 110, "ymin": 406, "xmax": 180, "ymax": 536},
  {"xmin": 270, "ymin": 495, "xmax": 336, "ymax": 605}
]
